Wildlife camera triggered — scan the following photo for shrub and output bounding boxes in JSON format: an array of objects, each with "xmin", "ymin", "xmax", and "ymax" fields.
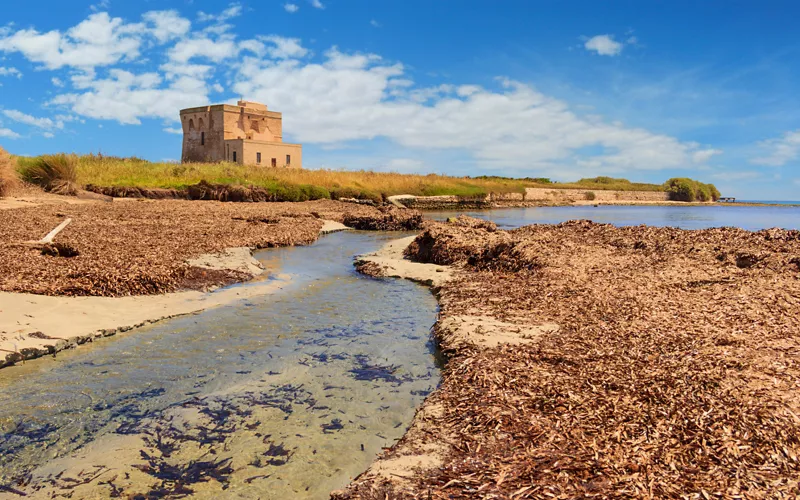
[
  {"xmin": 578, "ymin": 176, "xmax": 632, "ymax": 186},
  {"xmin": 696, "ymin": 184, "xmax": 711, "ymax": 202},
  {"xmin": 584, "ymin": 191, "xmax": 596, "ymax": 201},
  {"xmin": 300, "ymin": 184, "xmax": 331, "ymax": 201},
  {"xmin": 20, "ymin": 153, "xmax": 79, "ymax": 195},
  {"xmin": 665, "ymin": 178, "xmax": 696, "ymax": 201},
  {"xmin": 0, "ymin": 146, "xmax": 19, "ymax": 197},
  {"xmin": 664, "ymin": 178, "xmax": 720, "ymax": 202}
]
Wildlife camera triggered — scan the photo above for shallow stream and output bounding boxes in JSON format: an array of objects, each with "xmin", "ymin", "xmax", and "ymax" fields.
[{"xmin": 0, "ymin": 231, "xmax": 440, "ymax": 499}]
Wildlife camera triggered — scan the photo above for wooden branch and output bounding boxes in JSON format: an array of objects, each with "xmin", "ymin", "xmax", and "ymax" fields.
[
  {"xmin": 15, "ymin": 218, "xmax": 73, "ymax": 248},
  {"xmin": 39, "ymin": 218, "xmax": 72, "ymax": 244}
]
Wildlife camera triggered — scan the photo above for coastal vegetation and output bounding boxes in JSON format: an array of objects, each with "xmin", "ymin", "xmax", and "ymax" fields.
[
  {"xmin": 18, "ymin": 153, "xmax": 79, "ymax": 195},
  {"xmin": 664, "ymin": 177, "xmax": 722, "ymax": 202},
  {"xmin": 9, "ymin": 154, "xmax": 721, "ymax": 202}
]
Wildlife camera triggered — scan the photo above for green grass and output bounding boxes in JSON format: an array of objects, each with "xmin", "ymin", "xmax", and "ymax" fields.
[{"xmin": 12, "ymin": 154, "xmax": 719, "ymax": 201}]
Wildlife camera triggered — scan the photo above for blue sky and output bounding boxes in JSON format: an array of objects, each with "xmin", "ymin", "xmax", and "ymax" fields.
[{"xmin": 1, "ymin": 1, "xmax": 800, "ymax": 199}]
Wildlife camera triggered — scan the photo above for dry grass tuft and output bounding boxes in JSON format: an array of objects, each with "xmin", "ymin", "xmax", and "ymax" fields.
[
  {"xmin": 0, "ymin": 146, "xmax": 19, "ymax": 197},
  {"xmin": 20, "ymin": 153, "xmax": 79, "ymax": 195}
]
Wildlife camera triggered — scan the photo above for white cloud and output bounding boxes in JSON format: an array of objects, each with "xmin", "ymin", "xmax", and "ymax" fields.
[
  {"xmin": 0, "ymin": 127, "xmax": 21, "ymax": 139},
  {"xmin": 163, "ymin": 127, "xmax": 182, "ymax": 134},
  {"xmin": 168, "ymin": 36, "xmax": 239, "ymax": 63},
  {"xmin": 0, "ymin": 13, "xmax": 143, "ymax": 69},
  {"xmin": 43, "ymin": 131, "xmax": 55, "ymax": 138},
  {"xmin": 310, "ymin": 0, "xmax": 325, "ymax": 9},
  {"xmin": 691, "ymin": 148, "xmax": 722, "ymax": 163},
  {"xmin": 370, "ymin": 20, "xmax": 382, "ymax": 28},
  {"xmin": 143, "ymin": 10, "xmax": 191, "ymax": 43},
  {"xmin": 197, "ymin": 3, "xmax": 242, "ymax": 23},
  {"xmin": 2, "ymin": 109, "xmax": 64, "ymax": 130},
  {"xmin": 751, "ymin": 130, "xmax": 800, "ymax": 166},
  {"xmin": 0, "ymin": 67, "xmax": 22, "ymax": 78},
  {"xmin": 284, "ymin": 3, "xmax": 299, "ymax": 13},
  {"xmin": 584, "ymin": 35, "xmax": 623, "ymax": 56},
  {"xmin": 50, "ymin": 69, "xmax": 209, "ymax": 125},
  {"xmin": 0, "ymin": 10, "xmax": 194, "ymax": 70},
  {"xmin": 232, "ymin": 48, "xmax": 718, "ymax": 174},
  {"xmin": 259, "ymin": 35, "xmax": 308, "ymax": 59},
  {"xmin": 51, "ymin": 77, "xmax": 64, "ymax": 87}
]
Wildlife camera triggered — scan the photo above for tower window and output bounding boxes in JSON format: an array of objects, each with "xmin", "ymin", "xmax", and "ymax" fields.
[
  {"xmin": 271, "ymin": 158, "xmax": 277, "ymax": 168},
  {"xmin": 233, "ymin": 151, "xmax": 237, "ymax": 163},
  {"xmin": 286, "ymin": 154, "xmax": 291, "ymax": 166},
  {"xmin": 256, "ymin": 152, "xmax": 261, "ymax": 164},
  {"xmin": 201, "ymin": 131, "xmax": 205, "ymax": 146}
]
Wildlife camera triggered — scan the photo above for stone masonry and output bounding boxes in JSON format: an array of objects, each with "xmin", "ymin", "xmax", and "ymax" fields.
[
  {"xmin": 180, "ymin": 100, "xmax": 302, "ymax": 168},
  {"xmin": 523, "ymin": 187, "xmax": 669, "ymax": 202}
]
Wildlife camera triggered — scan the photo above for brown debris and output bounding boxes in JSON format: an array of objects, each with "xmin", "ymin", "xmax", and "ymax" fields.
[
  {"xmin": 0, "ymin": 199, "xmax": 416, "ymax": 297},
  {"xmin": 343, "ymin": 205, "xmax": 424, "ymax": 231},
  {"xmin": 344, "ymin": 217, "xmax": 800, "ymax": 498}
]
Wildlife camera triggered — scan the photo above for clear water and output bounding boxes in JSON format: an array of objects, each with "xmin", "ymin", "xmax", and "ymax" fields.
[
  {"xmin": 429, "ymin": 204, "xmax": 800, "ymax": 231},
  {"xmin": 0, "ymin": 231, "xmax": 440, "ymax": 499}
]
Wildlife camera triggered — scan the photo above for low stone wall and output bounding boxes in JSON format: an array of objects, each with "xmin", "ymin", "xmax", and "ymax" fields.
[
  {"xmin": 523, "ymin": 188, "xmax": 669, "ymax": 203},
  {"xmin": 489, "ymin": 192, "xmax": 525, "ymax": 201}
]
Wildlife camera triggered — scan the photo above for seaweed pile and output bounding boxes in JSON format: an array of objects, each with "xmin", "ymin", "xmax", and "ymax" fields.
[
  {"xmin": 344, "ymin": 218, "xmax": 800, "ymax": 498},
  {"xmin": 0, "ymin": 199, "xmax": 421, "ymax": 296},
  {"xmin": 343, "ymin": 206, "xmax": 424, "ymax": 231}
]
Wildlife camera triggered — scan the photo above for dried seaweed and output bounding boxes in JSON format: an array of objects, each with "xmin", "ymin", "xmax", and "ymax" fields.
[
  {"xmin": 0, "ymin": 200, "xmax": 421, "ymax": 296},
  {"xmin": 346, "ymin": 218, "xmax": 800, "ymax": 498}
]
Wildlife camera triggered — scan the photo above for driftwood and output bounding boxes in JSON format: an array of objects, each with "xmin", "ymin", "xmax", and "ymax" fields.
[
  {"xmin": 37, "ymin": 218, "xmax": 72, "ymax": 244},
  {"xmin": 13, "ymin": 218, "xmax": 73, "ymax": 249}
]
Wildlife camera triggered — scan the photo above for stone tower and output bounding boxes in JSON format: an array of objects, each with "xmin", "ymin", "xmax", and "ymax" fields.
[{"xmin": 179, "ymin": 100, "xmax": 302, "ymax": 168}]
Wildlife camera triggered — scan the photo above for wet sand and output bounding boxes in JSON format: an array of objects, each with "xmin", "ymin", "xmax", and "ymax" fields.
[{"xmin": 342, "ymin": 216, "xmax": 800, "ymax": 498}]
